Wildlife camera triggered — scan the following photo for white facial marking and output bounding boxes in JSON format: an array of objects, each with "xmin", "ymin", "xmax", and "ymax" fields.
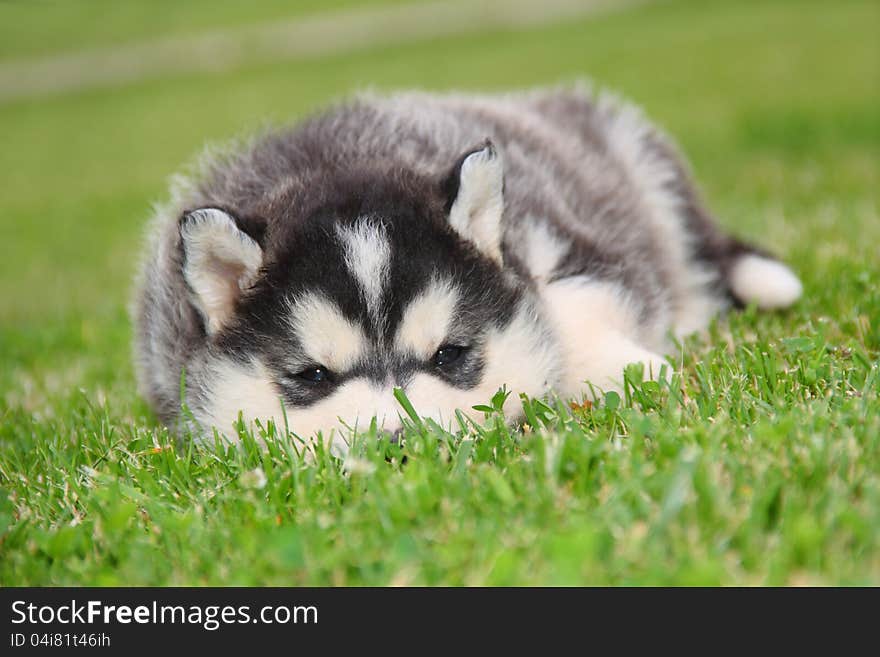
[
  {"xmin": 729, "ymin": 254, "xmax": 803, "ymax": 309},
  {"xmin": 336, "ymin": 218, "xmax": 391, "ymax": 324},
  {"xmin": 541, "ymin": 277, "xmax": 670, "ymax": 395},
  {"xmin": 394, "ymin": 279, "xmax": 460, "ymax": 358},
  {"xmin": 180, "ymin": 208, "xmax": 263, "ymax": 334},
  {"xmin": 449, "ymin": 144, "xmax": 505, "ymax": 263},
  {"xmin": 199, "ymin": 357, "xmax": 284, "ymax": 436},
  {"xmin": 479, "ymin": 304, "xmax": 561, "ymax": 402},
  {"xmin": 287, "ymin": 293, "xmax": 368, "ymax": 372}
]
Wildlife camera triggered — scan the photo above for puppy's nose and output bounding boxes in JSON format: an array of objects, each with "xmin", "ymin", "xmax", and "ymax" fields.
[{"xmin": 379, "ymin": 428, "xmax": 405, "ymax": 444}]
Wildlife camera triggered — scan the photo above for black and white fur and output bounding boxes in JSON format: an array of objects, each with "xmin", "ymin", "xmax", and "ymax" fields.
[{"xmin": 133, "ymin": 85, "xmax": 802, "ymax": 446}]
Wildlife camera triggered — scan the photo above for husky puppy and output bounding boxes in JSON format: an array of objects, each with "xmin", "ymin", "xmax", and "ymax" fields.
[{"xmin": 133, "ymin": 86, "xmax": 802, "ymax": 445}]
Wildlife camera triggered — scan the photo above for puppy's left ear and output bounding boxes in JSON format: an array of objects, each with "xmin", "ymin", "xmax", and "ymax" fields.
[{"xmin": 443, "ymin": 140, "xmax": 505, "ymax": 264}]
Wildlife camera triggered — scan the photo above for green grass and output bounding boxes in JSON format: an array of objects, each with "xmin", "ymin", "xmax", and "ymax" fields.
[
  {"xmin": 0, "ymin": 0, "xmax": 411, "ymax": 61},
  {"xmin": 1, "ymin": 0, "xmax": 878, "ymax": 585}
]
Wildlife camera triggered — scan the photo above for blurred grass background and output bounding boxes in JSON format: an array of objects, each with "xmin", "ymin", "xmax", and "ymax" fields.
[
  {"xmin": 0, "ymin": 0, "xmax": 405, "ymax": 58},
  {"xmin": 1, "ymin": 0, "xmax": 876, "ymax": 324},
  {"xmin": 0, "ymin": 0, "xmax": 878, "ymax": 584}
]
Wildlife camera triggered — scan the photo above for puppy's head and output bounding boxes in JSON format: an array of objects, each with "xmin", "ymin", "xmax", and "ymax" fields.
[{"xmin": 178, "ymin": 142, "xmax": 560, "ymax": 445}]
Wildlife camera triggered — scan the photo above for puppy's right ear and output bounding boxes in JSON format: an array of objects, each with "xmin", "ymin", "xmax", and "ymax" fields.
[{"xmin": 179, "ymin": 208, "xmax": 263, "ymax": 334}]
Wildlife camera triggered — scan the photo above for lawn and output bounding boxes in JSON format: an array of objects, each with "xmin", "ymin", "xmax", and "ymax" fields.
[{"xmin": 0, "ymin": 0, "xmax": 878, "ymax": 585}]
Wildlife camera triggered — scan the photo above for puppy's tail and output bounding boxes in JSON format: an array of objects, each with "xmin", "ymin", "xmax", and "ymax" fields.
[{"xmin": 724, "ymin": 247, "xmax": 803, "ymax": 310}]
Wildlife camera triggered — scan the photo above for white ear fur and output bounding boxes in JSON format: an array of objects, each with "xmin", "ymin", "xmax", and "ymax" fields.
[
  {"xmin": 448, "ymin": 142, "xmax": 505, "ymax": 264},
  {"xmin": 180, "ymin": 208, "xmax": 263, "ymax": 334}
]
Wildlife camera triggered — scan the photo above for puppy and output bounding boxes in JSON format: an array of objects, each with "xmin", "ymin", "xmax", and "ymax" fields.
[{"xmin": 133, "ymin": 86, "xmax": 802, "ymax": 445}]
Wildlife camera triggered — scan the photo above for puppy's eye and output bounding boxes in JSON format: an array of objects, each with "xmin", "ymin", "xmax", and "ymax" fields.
[
  {"xmin": 432, "ymin": 345, "xmax": 467, "ymax": 368},
  {"xmin": 296, "ymin": 365, "xmax": 332, "ymax": 384}
]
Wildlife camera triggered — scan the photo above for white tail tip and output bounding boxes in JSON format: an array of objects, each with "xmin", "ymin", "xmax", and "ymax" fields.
[{"xmin": 729, "ymin": 254, "xmax": 803, "ymax": 310}]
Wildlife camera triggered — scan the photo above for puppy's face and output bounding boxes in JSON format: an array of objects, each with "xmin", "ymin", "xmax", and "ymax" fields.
[{"xmin": 178, "ymin": 144, "xmax": 560, "ymax": 445}]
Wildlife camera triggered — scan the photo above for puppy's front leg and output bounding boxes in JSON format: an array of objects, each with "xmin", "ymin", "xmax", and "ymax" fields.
[
  {"xmin": 563, "ymin": 329, "xmax": 670, "ymax": 397},
  {"xmin": 541, "ymin": 277, "xmax": 671, "ymax": 398}
]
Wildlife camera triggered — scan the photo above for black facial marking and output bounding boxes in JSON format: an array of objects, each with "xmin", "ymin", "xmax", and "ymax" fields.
[
  {"xmin": 295, "ymin": 365, "xmax": 333, "ymax": 384},
  {"xmin": 432, "ymin": 344, "xmax": 467, "ymax": 368},
  {"xmin": 275, "ymin": 369, "xmax": 337, "ymax": 408},
  {"xmin": 423, "ymin": 342, "xmax": 483, "ymax": 391},
  {"xmin": 211, "ymin": 163, "xmax": 525, "ymax": 409}
]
